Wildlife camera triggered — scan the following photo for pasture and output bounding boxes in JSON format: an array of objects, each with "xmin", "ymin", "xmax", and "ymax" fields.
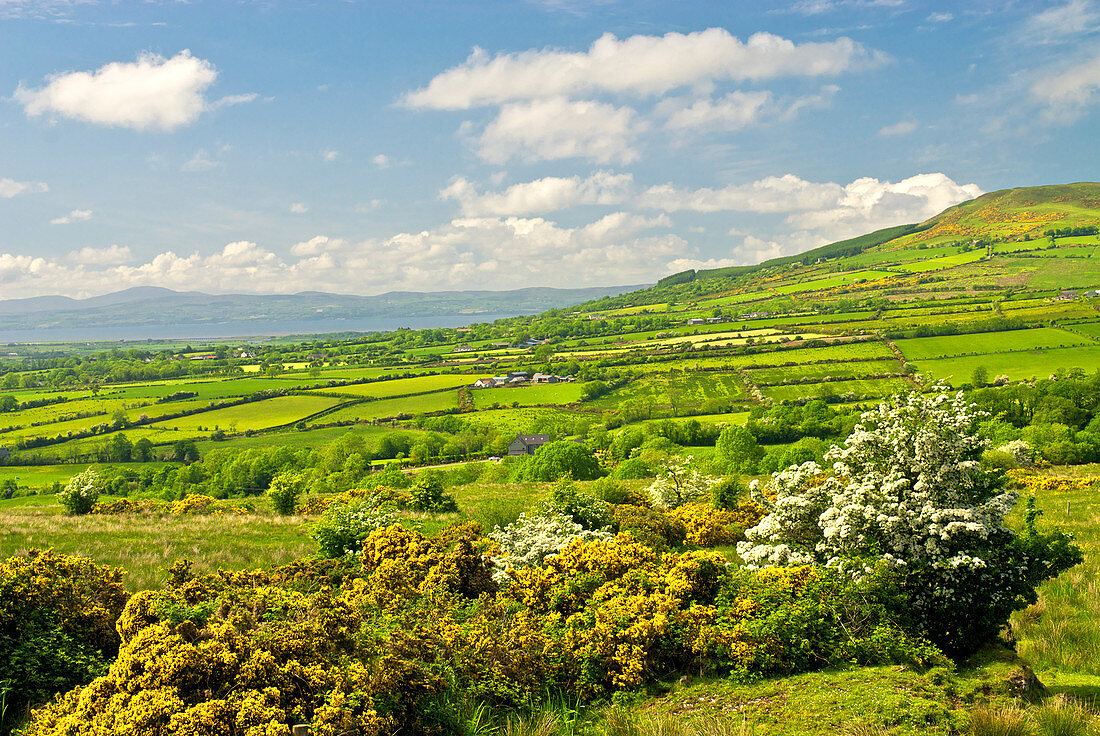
[
  {"xmin": 895, "ymin": 327, "xmax": 1089, "ymax": 361},
  {"xmin": 149, "ymin": 395, "xmax": 342, "ymax": 432}
]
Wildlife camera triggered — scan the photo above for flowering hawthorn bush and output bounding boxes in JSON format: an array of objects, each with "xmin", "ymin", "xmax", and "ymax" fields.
[
  {"xmin": 489, "ymin": 511, "xmax": 611, "ymax": 576},
  {"xmin": 57, "ymin": 468, "xmax": 104, "ymax": 515},
  {"xmin": 310, "ymin": 495, "xmax": 398, "ymax": 557},
  {"xmin": 738, "ymin": 390, "xmax": 1082, "ymax": 655},
  {"xmin": 646, "ymin": 457, "xmax": 715, "ymax": 510}
]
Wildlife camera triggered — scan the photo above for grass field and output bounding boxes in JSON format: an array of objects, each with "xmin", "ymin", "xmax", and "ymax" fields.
[
  {"xmin": 761, "ymin": 376, "xmax": 913, "ymax": 403},
  {"xmin": 1010, "ymin": 467, "xmax": 1100, "ymax": 676},
  {"xmin": 895, "ymin": 327, "xmax": 1090, "ymax": 361},
  {"xmin": 472, "ymin": 382, "xmax": 584, "ymax": 408},
  {"xmin": 915, "ymin": 345, "xmax": 1100, "ymax": 384},
  {"xmin": 311, "ymin": 373, "xmax": 475, "ymax": 398},
  {"xmin": 587, "ymin": 372, "xmax": 749, "ymax": 411},
  {"xmin": 313, "ymin": 391, "xmax": 458, "ymax": 423},
  {"xmin": 150, "ymin": 394, "xmax": 342, "ymax": 432},
  {"xmin": 745, "ymin": 359, "xmax": 903, "ymax": 384}
]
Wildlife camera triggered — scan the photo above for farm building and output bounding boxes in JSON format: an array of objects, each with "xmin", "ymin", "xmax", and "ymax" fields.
[
  {"xmin": 471, "ymin": 378, "xmax": 495, "ymax": 388},
  {"xmin": 508, "ymin": 434, "xmax": 551, "ymax": 456},
  {"xmin": 687, "ymin": 318, "xmax": 706, "ymax": 325}
]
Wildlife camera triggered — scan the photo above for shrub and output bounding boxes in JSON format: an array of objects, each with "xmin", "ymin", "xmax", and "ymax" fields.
[
  {"xmin": 666, "ymin": 503, "xmax": 741, "ymax": 547},
  {"xmin": 409, "ymin": 471, "xmax": 458, "ymax": 512},
  {"xmin": 646, "ymin": 457, "xmax": 714, "ymax": 510},
  {"xmin": 611, "ymin": 505, "xmax": 685, "ymax": 550},
  {"xmin": 611, "ymin": 457, "xmax": 657, "ymax": 480},
  {"xmin": 739, "ymin": 390, "xmax": 1082, "ymax": 657},
  {"xmin": 520, "ymin": 441, "xmax": 602, "ymax": 482},
  {"xmin": 490, "ymin": 511, "xmax": 611, "ymax": 574},
  {"xmin": 547, "ymin": 478, "xmax": 612, "ymax": 531},
  {"xmin": 0, "ymin": 550, "xmax": 128, "ymax": 727},
  {"xmin": 711, "ymin": 476, "xmax": 747, "ymax": 510},
  {"xmin": 268, "ymin": 470, "xmax": 307, "ymax": 515},
  {"xmin": 311, "ymin": 496, "xmax": 398, "ymax": 558},
  {"xmin": 57, "ymin": 468, "xmax": 104, "ymax": 515}
]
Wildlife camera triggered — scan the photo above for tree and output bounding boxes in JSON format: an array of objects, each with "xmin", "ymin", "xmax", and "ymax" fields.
[
  {"xmin": 520, "ymin": 441, "xmax": 602, "ymax": 482},
  {"xmin": 409, "ymin": 471, "xmax": 458, "ymax": 512},
  {"xmin": 0, "ymin": 394, "xmax": 17, "ymax": 413},
  {"xmin": 107, "ymin": 433, "xmax": 133, "ymax": 463},
  {"xmin": 267, "ymin": 470, "xmax": 306, "ymax": 515},
  {"xmin": 133, "ymin": 438, "xmax": 155, "ymax": 463},
  {"xmin": 58, "ymin": 469, "xmax": 105, "ymax": 515},
  {"xmin": 646, "ymin": 457, "xmax": 714, "ymax": 509},
  {"xmin": 971, "ymin": 365, "xmax": 989, "ymax": 387},
  {"xmin": 738, "ymin": 390, "xmax": 1082, "ymax": 656},
  {"xmin": 716, "ymin": 425, "xmax": 763, "ymax": 473},
  {"xmin": 172, "ymin": 439, "xmax": 200, "ymax": 464}
]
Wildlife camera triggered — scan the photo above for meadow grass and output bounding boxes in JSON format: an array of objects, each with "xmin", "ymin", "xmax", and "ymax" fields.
[
  {"xmin": 0, "ymin": 503, "xmax": 316, "ymax": 591},
  {"xmin": 313, "ymin": 391, "xmax": 459, "ymax": 423},
  {"xmin": 745, "ymin": 359, "xmax": 903, "ymax": 384},
  {"xmin": 310, "ymin": 373, "xmax": 475, "ymax": 398},
  {"xmin": 149, "ymin": 394, "xmax": 342, "ymax": 431},
  {"xmin": 472, "ymin": 383, "xmax": 585, "ymax": 408},
  {"xmin": 894, "ymin": 328, "xmax": 1090, "ymax": 361},
  {"xmin": 1010, "ymin": 467, "xmax": 1100, "ymax": 678},
  {"xmin": 761, "ymin": 377, "xmax": 913, "ymax": 403},
  {"xmin": 914, "ymin": 345, "xmax": 1100, "ymax": 385}
]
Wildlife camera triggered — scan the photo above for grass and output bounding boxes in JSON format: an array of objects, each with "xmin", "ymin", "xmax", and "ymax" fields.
[
  {"xmin": 1010, "ymin": 468, "xmax": 1100, "ymax": 677},
  {"xmin": 894, "ymin": 328, "xmax": 1090, "ymax": 361},
  {"xmin": 310, "ymin": 373, "xmax": 475, "ymax": 398},
  {"xmin": 761, "ymin": 377, "xmax": 913, "ymax": 403},
  {"xmin": 314, "ymin": 391, "xmax": 459, "ymax": 422},
  {"xmin": 149, "ymin": 394, "xmax": 343, "ymax": 431},
  {"xmin": 0, "ymin": 503, "xmax": 316, "ymax": 591},
  {"xmin": 745, "ymin": 359, "xmax": 903, "ymax": 384},
  {"xmin": 473, "ymin": 383, "xmax": 585, "ymax": 408},
  {"xmin": 914, "ymin": 346, "xmax": 1100, "ymax": 385}
]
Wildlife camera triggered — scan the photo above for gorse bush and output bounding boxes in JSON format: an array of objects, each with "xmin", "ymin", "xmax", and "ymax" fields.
[
  {"xmin": 0, "ymin": 550, "xmax": 128, "ymax": 731},
  {"xmin": 310, "ymin": 495, "xmax": 398, "ymax": 557},
  {"xmin": 739, "ymin": 390, "xmax": 1082, "ymax": 656},
  {"xmin": 57, "ymin": 468, "xmax": 104, "ymax": 515}
]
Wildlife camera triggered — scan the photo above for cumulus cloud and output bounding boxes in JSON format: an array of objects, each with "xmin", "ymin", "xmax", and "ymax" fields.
[
  {"xmin": 440, "ymin": 170, "xmax": 633, "ymax": 216},
  {"xmin": 51, "ymin": 209, "xmax": 92, "ymax": 225},
  {"xmin": 0, "ymin": 212, "xmax": 688, "ymax": 298},
  {"xmin": 14, "ymin": 50, "xmax": 247, "ymax": 131},
  {"xmin": 477, "ymin": 97, "xmax": 643, "ymax": 163},
  {"xmin": 785, "ymin": 173, "xmax": 983, "ymax": 240},
  {"xmin": 660, "ymin": 90, "xmax": 773, "ymax": 131},
  {"xmin": 0, "ymin": 177, "xmax": 48, "ymax": 198},
  {"xmin": 322, "ymin": 149, "xmax": 339, "ymax": 162},
  {"xmin": 638, "ymin": 174, "xmax": 844, "ymax": 213},
  {"xmin": 68, "ymin": 245, "xmax": 131, "ymax": 265},
  {"xmin": 404, "ymin": 28, "xmax": 883, "ymax": 109},
  {"xmin": 372, "ymin": 154, "xmax": 392, "ymax": 169},
  {"xmin": 878, "ymin": 119, "xmax": 918, "ymax": 136},
  {"xmin": 289, "ymin": 202, "xmax": 309, "ymax": 213}
]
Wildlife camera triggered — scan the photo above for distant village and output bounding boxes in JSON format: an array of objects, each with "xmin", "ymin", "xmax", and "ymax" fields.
[{"xmin": 470, "ymin": 371, "xmax": 575, "ymax": 389}]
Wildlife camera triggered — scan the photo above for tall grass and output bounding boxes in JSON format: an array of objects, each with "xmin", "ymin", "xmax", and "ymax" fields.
[
  {"xmin": 0, "ymin": 506, "xmax": 314, "ymax": 591},
  {"xmin": 1009, "ymin": 469, "xmax": 1100, "ymax": 675}
]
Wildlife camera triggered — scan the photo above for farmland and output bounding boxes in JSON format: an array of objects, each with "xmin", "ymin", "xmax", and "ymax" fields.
[{"xmin": 4, "ymin": 183, "xmax": 1100, "ymax": 734}]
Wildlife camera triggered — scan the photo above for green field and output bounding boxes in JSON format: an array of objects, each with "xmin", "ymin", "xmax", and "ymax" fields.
[
  {"xmin": 761, "ymin": 376, "xmax": 913, "ymax": 403},
  {"xmin": 313, "ymin": 391, "xmax": 458, "ymax": 423},
  {"xmin": 915, "ymin": 344, "xmax": 1100, "ymax": 384},
  {"xmin": 149, "ymin": 395, "xmax": 342, "ymax": 432},
  {"xmin": 895, "ymin": 327, "xmax": 1090, "ymax": 361},
  {"xmin": 745, "ymin": 359, "xmax": 903, "ymax": 384},
  {"xmin": 311, "ymin": 373, "xmax": 475, "ymax": 398},
  {"xmin": 472, "ymin": 382, "xmax": 584, "ymax": 408}
]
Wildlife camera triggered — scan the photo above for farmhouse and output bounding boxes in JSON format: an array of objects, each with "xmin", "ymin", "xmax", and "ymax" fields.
[
  {"xmin": 687, "ymin": 318, "xmax": 706, "ymax": 325},
  {"xmin": 471, "ymin": 378, "xmax": 495, "ymax": 389},
  {"xmin": 453, "ymin": 344, "xmax": 477, "ymax": 353},
  {"xmin": 1085, "ymin": 289, "xmax": 1100, "ymax": 297},
  {"xmin": 508, "ymin": 434, "xmax": 551, "ymax": 456},
  {"xmin": 0, "ymin": 447, "xmax": 8, "ymax": 462}
]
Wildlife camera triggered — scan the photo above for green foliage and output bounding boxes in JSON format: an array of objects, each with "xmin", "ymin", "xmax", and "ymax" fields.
[
  {"xmin": 711, "ymin": 476, "xmax": 747, "ymax": 511},
  {"xmin": 310, "ymin": 496, "xmax": 398, "ymax": 557},
  {"xmin": 56, "ymin": 468, "xmax": 103, "ymax": 515},
  {"xmin": 0, "ymin": 550, "xmax": 128, "ymax": 731},
  {"xmin": 410, "ymin": 470, "xmax": 459, "ymax": 512},
  {"xmin": 520, "ymin": 440, "xmax": 602, "ymax": 482},
  {"xmin": 715, "ymin": 425, "xmax": 763, "ymax": 473},
  {"xmin": 267, "ymin": 469, "xmax": 307, "ymax": 515},
  {"xmin": 547, "ymin": 478, "xmax": 612, "ymax": 531}
]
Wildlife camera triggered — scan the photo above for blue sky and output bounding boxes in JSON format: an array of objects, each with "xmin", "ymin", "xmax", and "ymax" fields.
[{"xmin": 2, "ymin": 0, "xmax": 1099, "ymax": 298}]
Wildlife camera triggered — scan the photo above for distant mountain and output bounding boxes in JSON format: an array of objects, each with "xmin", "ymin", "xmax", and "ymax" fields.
[{"xmin": 0, "ymin": 285, "xmax": 647, "ymax": 331}]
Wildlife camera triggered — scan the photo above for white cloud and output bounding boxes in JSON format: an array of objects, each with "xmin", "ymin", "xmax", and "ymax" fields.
[
  {"xmin": 785, "ymin": 172, "xmax": 982, "ymax": 240},
  {"xmin": 0, "ymin": 177, "xmax": 48, "ymax": 198},
  {"xmin": 1025, "ymin": 0, "xmax": 1099, "ymax": 43},
  {"xmin": 14, "ymin": 50, "xmax": 236, "ymax": 131},
  {"xmin": 68, "ymin": 245, "xmax": 131, "ymax": 265},
  {"xmin": 50, "ymin": 208, "xmax": 92, "ymax": 224},
  {"xmin": 661, "ymin": 90, "xmax": 773, "ymax": 131},
  {"xmin": 1030, "ymin": 51, "xmax": 1100, "ymax": 121},
  {"xmin": 181, "ymin": 148, "xmax": 220, "ymax": 172},
  {"xmin": 477, "ymin": 97, "xmax": 643, "ymax": 164},
  {"xmin": 789, "ymin": 0, "xmax": 905, "ymax": 14},
  {"xmin": 290, "ymin": 235, "xmax": 343, "ymax": 257},
  {"xmin": 322, "ymin": 149, "xmax": 340, "ymax": 162},
  {"xmin": 404, "ymin": 28, "xmax": 884, "ymax": 110},
  {"xmin": 926, "ymin": 11, "xmax": 953, "ymax": 22},
  {"xmin": 372, "ymin": 154, "xmax": 392, "ymax": 168},
  {"xmin": 440, "ymin": 170, "xmax": 633, "ymax": 216},
  {"xmin": 356, "ymin": 200, "xmax": 384, "ymax": 213},
  {"xmin": 289, "ymin": 202, "xmax": 309, "ymax": 213},
  {"xmin": 878, "ymin": 119, "xmax": 918, "ymax": 136},
  {"xmin": 638, "ymin": 174, "xmax": 844, "ymax": 213},
  {"xmin": 0, "ymin": 212, "xmax": 687, "ymax": 298}
]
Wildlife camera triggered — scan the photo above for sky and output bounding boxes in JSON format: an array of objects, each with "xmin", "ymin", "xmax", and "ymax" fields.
[{"xmin": 1, "ymin": 0, "xmax": 1100, "ymax": 299}]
